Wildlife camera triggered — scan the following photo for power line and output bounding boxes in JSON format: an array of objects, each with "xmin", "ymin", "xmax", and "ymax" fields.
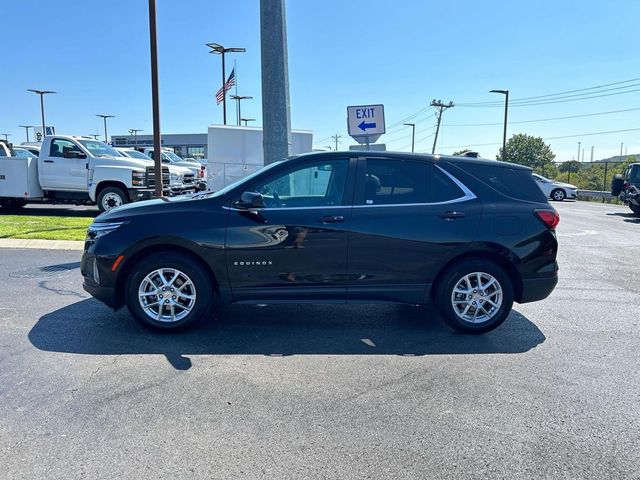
[
  {"xmin": 458, "ymin": 86, "xmax": 640, "ymax": 108},
  {"xmin": 443, "ymin": 106, "xmax": 640, "ymax": 127},
  {"xmin": 458, "ymin": 76, "xmax": 640, "ymax": 106},
  {"xmin": 439, "ymin": 126, "xmax": 640, "ymax": 151}
]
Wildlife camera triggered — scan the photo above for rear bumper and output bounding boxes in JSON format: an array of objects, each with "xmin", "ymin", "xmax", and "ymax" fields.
[{"xmin": 519, "ymin": 275, "xmax": 558, "ymax": 303}]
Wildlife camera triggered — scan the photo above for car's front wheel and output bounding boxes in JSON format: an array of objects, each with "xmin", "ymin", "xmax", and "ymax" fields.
[
  {"xmin": 551, "ymin": 188, "xmax": 566, "ymax": 201},
  {"xmin": 125, "ymin": 252, "xmax": 213, "ymax": 331},
  {"xmin": 434, "ymin": 259, "xmax": 514, "ymax": 334}
]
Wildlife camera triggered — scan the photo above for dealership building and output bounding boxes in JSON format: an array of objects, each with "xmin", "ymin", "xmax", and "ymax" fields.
[{"xmin": 111, "ymin": 133, "xmax": 208, "ymax": 160}]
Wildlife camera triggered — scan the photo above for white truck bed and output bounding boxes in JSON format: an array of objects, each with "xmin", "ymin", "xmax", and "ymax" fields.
[{"xmin": 0, "ymin": 156, "xmax": 44, "ymax": 198}]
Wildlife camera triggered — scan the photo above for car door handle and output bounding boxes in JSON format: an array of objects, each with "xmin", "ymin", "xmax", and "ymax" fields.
[
  {"xmin": 438, "ymin": 211, "xmax": 466, "ymax": 219},
  {"xmin": 44, "ymin": 160, "xmax": 54, "ymax": 163},
  {"xmin": 319, "ymin": 215, "xmax": 345, "ymax": 224}
]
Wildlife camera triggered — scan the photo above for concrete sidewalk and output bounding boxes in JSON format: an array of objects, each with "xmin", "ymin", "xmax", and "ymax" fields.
[{"xmin": 0, "ymin": 238, "xmax": 84, "ymax": 250}]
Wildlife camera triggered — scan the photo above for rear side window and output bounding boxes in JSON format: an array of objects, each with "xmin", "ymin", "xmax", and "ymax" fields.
[
  {"xmin": 458, "ymin": 163, "xmax": 547, "ymax": 202},
  {"xmin": 363, "ymin": 159, "xmax": 430, "ymax": 204}
]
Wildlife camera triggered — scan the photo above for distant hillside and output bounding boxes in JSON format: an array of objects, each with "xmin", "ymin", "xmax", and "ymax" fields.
[{"xmin": 594, "ymin": 154, "xmax": 638, "ymax": 163}]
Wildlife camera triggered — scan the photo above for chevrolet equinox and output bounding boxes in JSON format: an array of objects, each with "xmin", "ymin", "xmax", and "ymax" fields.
[{"xmin": 82, "ymin": 151, "xmax": 559, "ymax": 334}]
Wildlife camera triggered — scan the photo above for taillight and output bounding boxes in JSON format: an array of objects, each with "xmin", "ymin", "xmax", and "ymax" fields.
[
  {"xmin": 534, "ymin": 209, "xmax": 560, "ymax": 230},
  {"xmin": 198, "ymin": 165, "xmax": 205, "ymax": 178},
  {"xmin": 623, "ymin": 182, "xmax": 630, "ymax": 190}
]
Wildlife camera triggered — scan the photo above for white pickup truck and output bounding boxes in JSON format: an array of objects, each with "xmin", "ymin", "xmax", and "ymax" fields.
[
  {"xmin": 0, "ymin": 135, "xmax": 170, "ymax": 212},
  {"xmin": 140, "ymin": 147, "xmax": 206, "ymax": 181}
]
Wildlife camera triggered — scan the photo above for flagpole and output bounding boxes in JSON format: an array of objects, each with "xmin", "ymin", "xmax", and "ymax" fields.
[
  {"xmin": 234, "ymin": 60, "xmax": 241, "ymax": 125},
  {"xmin": 221, "ymin": 52, "xmax": 227, "ymax": 125}
]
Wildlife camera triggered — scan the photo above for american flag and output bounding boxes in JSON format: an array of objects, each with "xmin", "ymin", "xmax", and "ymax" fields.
[{"xmin": 216, "ymin": 68, "xmax": 236, "ymax": 104}]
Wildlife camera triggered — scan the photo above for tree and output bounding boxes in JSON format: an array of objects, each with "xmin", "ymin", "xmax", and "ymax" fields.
[{"xmin": 497, "ymin": 134, "xmax": 556, "ymax": 176}]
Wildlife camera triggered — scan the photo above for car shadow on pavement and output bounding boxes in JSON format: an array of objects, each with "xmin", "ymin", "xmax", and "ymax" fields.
[{"xmin": 28, "ymin": 299, "xmax": 546, "ymax": 370}]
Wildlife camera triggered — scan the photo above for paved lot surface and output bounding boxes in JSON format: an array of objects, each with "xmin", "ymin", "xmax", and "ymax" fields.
[{"xmin": 1, "ymin": 201, "xmax": 638, "ymax": 479}]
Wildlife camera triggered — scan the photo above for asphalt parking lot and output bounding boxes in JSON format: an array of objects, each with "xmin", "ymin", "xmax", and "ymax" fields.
[{"xmin": 0, "ymin": 200, "xmax": 638, "ymax": 479}]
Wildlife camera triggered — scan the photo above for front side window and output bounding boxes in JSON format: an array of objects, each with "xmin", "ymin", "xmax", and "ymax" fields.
[
  {"xmin": 50, "ymin": 139, "xmax": 82, "ymax": 158},
  {"xmin": 250, "ymin": 159, "xmax": 349, "ymax": 208}
]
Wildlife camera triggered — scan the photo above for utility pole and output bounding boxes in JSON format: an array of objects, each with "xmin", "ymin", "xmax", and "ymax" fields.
[
  {"xmin": 590, "ymin": 145, "xmax": 594, "ymax": 163},
  {"xmin": 404, "ymin": 123, "xmax": 416, "ymax": 152},
  {"xmin": 620, "ymin": 142, "xmax": 624, "ymax": 161},
  {"xmin": 577, "ymin": 142, "xmax": 581, "ymax": 163},
  {"xmin": 430, "ymin": 99, "xmax": 454, "ymax": 154},
  {"xmin": 331, "ymin": 134, "xmax": 341, "ymax": 151}
]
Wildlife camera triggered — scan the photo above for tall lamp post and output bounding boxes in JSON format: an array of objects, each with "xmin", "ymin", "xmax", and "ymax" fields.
[
  {"xmin": 205, "ymin": 43, "xmax": 246, "ymax": 125},
  {"xmin": 1, "ymin": 133, "xmax": 10, "ymax": 141},
  {"xmin": 230, "ymin": 95, "xmax": 253, "ymax": 126},
  {"xmin": 27, "ymin": 89, "xmax": 56, "ymax": 139},
  {"xmin": 404, "ymin": 123, "xmax": 416, "ymax": 152},
  {"xmin": 19, "ymin": 125, "xmax": 34, "ymax": 142},
  {"xmin": 96, "ymin": 114, "xmax": 115, "ymax": 143},
  {"xmin": 490, "ymin": 89, "xmax": 509, "ymax": 158},
  {"xmin": 129, "ymin": 128, "xmax": 143, "ymax": 147},
  {"xmin": 241, "ymin": 118, "xmax": 256, "ymax": 126}
]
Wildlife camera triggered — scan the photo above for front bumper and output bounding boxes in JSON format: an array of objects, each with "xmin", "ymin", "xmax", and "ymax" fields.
[
  {"xmin": 567, "ymin": 190, "xmax": 577, "ymax": 199},
  {"xmin": 81, "ymin": 251, "xmax": 123, "ymax": 309}
]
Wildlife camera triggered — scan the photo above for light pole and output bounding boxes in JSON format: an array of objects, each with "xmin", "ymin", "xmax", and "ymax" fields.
[
  {"xmin": 577, "ymin": 141, "xmax": 581, "ymax": 163},
  {"xmin": 129, "ymin": 128, "xmax": 143, "ymax": 147},
  {"xmin": 241, "ymin": 118, "xmax": 256, "ymax": 126},
  {"xmin": 490, "ymin": 89, "xmax": 509, "ymax": 158},
  {"xmin": 27, "ymin": 89, "xmax": 56, "ymax": 139},
  {"xmin": 404, "ymin": 123, "xmax": 416, "ymax": 152},
  {"xmin": 230, "ymin": 95, "xmax": 253, "ymax": 126},
  {"xmin": 19, "ymin": 125, "xmax": 34, "ymax": 142},
  {"xmin": 1, "ymin": 133, "xmax": 10, "ymax": 141},
  {"xmin": 96, "ymin": 114, "xmax": 115, "ymax": 143},
  {"xmin": 205, "ymin": 43, "xmax": 246, "ymax": 125}
]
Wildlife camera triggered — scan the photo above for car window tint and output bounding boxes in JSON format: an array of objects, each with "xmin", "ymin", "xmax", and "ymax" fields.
[
  {"xmin": 431, "ymin": 166, "xmax": 466, "ymax": 202},
  {"xmin": 252, "ymin": 159, "xmax": 349, "ymax": 208},
  {"xmin": 459, "ymin": 163, "xmax": 547, "ymax": 202},
  {"xmin": 363, "ymin": 159, "xmax": 430, "ymax": 205},
  {"xmin": 50, "ymin": 139, "xmax": 81, "ymax": 158}
]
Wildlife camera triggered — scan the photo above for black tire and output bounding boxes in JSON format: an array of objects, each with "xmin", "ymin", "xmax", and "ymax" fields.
[
  {"xmin": 550, "ymin": 188, "xmax": 566, "ymax": 201},
  {"xmin": 631, "ymin": 203, "xmax": 640, "ymax": 217},
  {"xmin": 97, "ymin": 186, "xmax": 129, "ymax": 213},
  {"xmin": 125, "ymin": 252, "xmax": 213, "ymax": 332},
  {"xmin": 0, "ymin": 198, "xmax": 26, "ymax": 211},
  {"xmin": 611, "ymin": 174, "xmax": 625, "ymax": 196},
  {"xmin": 433, "ymin": 259, "xmax": 514, "ymax": 334}
]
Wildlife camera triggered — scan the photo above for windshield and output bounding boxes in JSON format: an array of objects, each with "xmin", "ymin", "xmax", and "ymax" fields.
[
  {"xmin": 533, "ymin": 173, "xmax": 550, "ymax": 182},
  {"xmin": 122, "ymin": 150, "xmax": 151, "ymax": 160},
  {"xmin": 194, "ymin": 160, "xmax": 285, "ymax": 199},
  {"xmin": 78, "ymin": 140, "xmax": 123, "ymax": 158},
  {"xmin": 163, "ymin": 151, "xmax": 184, "ymax": 163}
]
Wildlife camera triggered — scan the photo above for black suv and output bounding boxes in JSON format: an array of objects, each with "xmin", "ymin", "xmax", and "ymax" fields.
[
  {"xmin": 82, "ymin": 152, "xmax": 559, "ymax": 334},
  {"xmin": 611, "ymin": 163, "xmax": 640, "ymax": 216}
]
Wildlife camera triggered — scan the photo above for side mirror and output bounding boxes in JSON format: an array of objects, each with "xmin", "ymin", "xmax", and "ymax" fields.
[
  {"xmin": 236, "ymin": 191, "xmax": 265, "ymax": 209},
  {"xmin": 63, "ymin": 150, "xmax": 87, "ymax": 159}
]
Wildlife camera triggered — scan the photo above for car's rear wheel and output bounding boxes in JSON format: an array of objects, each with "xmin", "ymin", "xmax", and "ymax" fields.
[
  {"xmin": 434, "ymin": 259, "xmax": 514, "ymax": 334},
  {"xmin": 551, "ymin": 188, "xmax": 566, "ymax": 201},
  {"xmin": 125, "ymin": 252, "xmax": 213, "ymax": 331},
  {"xmin": 630, "ymin": 203, "xmax": 640, "ymax": 217}
]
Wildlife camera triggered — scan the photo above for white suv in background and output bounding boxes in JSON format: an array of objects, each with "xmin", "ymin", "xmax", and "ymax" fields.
[{"xmin": 532, "ymin": 173, "xmax": 578, "ymax": 201}]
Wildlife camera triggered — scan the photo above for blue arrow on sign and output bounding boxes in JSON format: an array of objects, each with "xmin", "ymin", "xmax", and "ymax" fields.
[{"xmin": 358, "ymin": 121, "xmax": 376, "ymax": 131}]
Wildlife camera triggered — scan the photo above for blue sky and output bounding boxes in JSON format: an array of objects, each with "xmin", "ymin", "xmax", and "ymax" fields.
[{"xmin": 3, "ymin": 0, "xmax": 639, "ymax": 161}]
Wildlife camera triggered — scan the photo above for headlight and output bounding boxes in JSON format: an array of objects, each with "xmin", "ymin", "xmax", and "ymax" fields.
[
  {"xmin": 132, "ymin": 170, "xmax": 145, "ymax": 186},
  {"xmin": 86, "ymin": 221, "xmax": 126, "ymax": 241},
  {"xmin": 170, "ymin": 172, "xmax": 183, "ymax": 186}
]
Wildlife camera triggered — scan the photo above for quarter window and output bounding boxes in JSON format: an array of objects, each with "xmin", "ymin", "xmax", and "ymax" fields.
[
  {"xmin": 251, "ymin": 159, "xmax": 349, "ymax": 208},
  {"xmin": 431, "ymin": 165, "xmax": 465, "ymax": 202}
]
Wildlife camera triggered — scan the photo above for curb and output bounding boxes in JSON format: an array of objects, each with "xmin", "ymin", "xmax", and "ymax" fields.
[{"xmin": 0, "ymin": 238, "xmax": 84, "ymax": 251}]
